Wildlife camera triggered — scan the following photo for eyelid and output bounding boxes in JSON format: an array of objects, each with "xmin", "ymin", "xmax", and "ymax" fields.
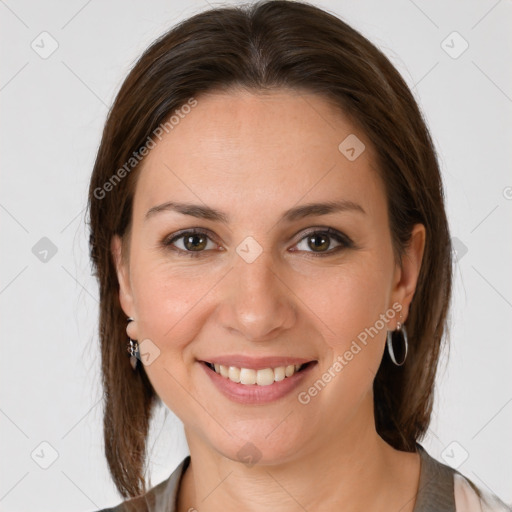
[
  {"xmin": 165, "ymin": 227, "xmax": 217, "ymax": 243},
  {"xmin": 294, "ymin": 226, "xmax": 349, "ymax": 242}
]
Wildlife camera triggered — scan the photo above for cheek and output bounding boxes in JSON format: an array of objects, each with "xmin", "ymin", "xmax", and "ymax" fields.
[
  {"xmin": 129, "ymin": 260, "xmax": 216, "ymax": 422},
  {"xmin": 313, "ymin": 262, "xmax": 392, "ymax": 373},
  {"xmin": 293, "ymin": 266, "xmax": 393, "ymax": 428},
  {"xmin": 131, "ymin": 259, "xmax": 211, "ymax": 347}
]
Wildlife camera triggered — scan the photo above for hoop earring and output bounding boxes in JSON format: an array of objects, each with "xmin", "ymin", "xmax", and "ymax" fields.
[
  {"xmin": 386, "ymin": 313, "xmax": 408, "ymax": 366},
  {"xmin": 126, "ymin": 317, "xmax": 140, "ymax": 370}
]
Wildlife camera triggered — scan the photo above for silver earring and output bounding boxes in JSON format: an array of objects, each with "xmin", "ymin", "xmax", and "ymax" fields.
[
  {"xmin": 386, "ymin": 311, "xmax": 408, "ymax": 366},
  {"xmin": 126, "ymin": 317, "xmax": 139, "ymax": 370}
]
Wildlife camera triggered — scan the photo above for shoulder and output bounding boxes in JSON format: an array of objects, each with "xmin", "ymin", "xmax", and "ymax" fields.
[
  {"xmin": 453, "ymin": 473, "xmax": 512, "ymax": 512},
  {"xmin": 93, "ymin": 455, "xmax": 191, "ymax": 512},
  {"xmin": 415, "ymin": 443, "xmax": 511, "ymax": 512}
]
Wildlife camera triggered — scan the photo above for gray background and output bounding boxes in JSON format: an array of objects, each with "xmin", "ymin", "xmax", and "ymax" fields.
[{"xmin": 1, "ymin": 0, "xmax": 511, "ymax": 510}]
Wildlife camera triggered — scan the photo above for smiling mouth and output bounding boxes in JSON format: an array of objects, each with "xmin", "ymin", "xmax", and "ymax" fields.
[{"xmin": 203, "ymin": 361, "xmax": 315, "ymax": 386}]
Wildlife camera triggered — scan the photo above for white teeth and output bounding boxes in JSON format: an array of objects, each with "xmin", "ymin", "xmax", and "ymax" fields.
[
  {"xmin": 210, "ymin": 362, "xmax": 306, "ymax": 385},
  {"xmin": 240, "ymin": 368, "xmax": 257, "ymax": 385},
  {"xmin": 274, "ymin": 366, "xmax": 285, "ymax": 382},
  {"xmin": 256, "ymin": 368, "xmax": 275, "ymax": 386},
  {"xmin": 228, "ymin": 366, "xmax": 241, "ymax": 383}
]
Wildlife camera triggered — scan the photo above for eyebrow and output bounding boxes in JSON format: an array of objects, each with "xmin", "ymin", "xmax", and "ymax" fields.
[{"xmin": 145, "ymin": 199, "xmax": 366, "ymax": 224}]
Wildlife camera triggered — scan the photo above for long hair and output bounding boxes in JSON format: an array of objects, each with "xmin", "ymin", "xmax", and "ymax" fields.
[{"xmin": 87, "ymin": 0, "xmax": 453, "ymax": 498}]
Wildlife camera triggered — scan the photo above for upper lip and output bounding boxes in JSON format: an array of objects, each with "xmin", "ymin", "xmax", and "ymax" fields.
[{"xmin": 199, "ymin": 355, "xmax": 316, "ymax": 370}]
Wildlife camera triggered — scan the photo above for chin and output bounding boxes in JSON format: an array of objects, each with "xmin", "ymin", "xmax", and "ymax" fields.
[{"xmin": 205, "ymin": 421, "xmax": 310, "ymax": 468}]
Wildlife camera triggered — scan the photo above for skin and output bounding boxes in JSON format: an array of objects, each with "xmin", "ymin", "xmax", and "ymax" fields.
[{"xmin": 112, "ymin": 88, "xmax": 426, "ymax": 511}]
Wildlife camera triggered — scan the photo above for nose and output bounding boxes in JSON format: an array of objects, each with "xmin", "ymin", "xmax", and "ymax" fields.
[{"xmin": 216, "ymin": 248, "xmax": 297, "ymax": 342}]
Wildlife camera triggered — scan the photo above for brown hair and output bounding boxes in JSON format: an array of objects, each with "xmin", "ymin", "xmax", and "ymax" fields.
[{"xmin": 88, "ymin": 0, "xmax": 453, "ymax": 499}]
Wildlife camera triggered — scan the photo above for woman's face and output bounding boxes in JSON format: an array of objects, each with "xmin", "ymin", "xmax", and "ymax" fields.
[{"xmin": 113, "ymin": 88, "xmax": 425, "ymax": 464}]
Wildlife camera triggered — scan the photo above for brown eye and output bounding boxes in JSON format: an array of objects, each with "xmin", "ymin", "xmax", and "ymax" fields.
[
  {"xmin": 293, "ymin": 228, "xmax": 352, "ymax": 256},
  {"xmin": 181, "ymin": 232, "xmax": 208, "ymax": 251},
  {"xmin": 307, "ymin": 233, "xmax": 330, "ymax": 252},
  {"xmin": 164, "ymin": 229, "xmax": 216, "ymax": 256}
]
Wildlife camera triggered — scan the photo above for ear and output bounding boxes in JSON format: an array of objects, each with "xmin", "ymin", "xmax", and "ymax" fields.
[
  {"xmin": 111, "ymin": 234, "xmax": 135, "ymax": 318},
  {"xmin": 391, "ymin": 223, "xmax": 426, "ymax": 323}
]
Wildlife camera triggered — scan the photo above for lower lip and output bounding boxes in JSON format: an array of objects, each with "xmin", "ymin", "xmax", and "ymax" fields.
[{"xmin": 200, "ymin": 361, "xmax": 316, "ymax": 404}]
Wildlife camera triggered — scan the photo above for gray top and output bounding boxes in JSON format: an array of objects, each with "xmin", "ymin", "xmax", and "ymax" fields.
[{"xmin": 95, "ymin": 444, "xmax": 510, "ymax": 512}]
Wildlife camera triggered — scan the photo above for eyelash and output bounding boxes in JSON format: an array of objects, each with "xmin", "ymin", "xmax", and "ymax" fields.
[{"xmin": 162, "ymin": 227, "xmax": 354, "ymax": 258}]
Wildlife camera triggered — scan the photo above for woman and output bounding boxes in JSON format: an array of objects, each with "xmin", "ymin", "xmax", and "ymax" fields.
[{"xmin": 88, "ymin": 1, "xmax": 510, "ymax": 510}]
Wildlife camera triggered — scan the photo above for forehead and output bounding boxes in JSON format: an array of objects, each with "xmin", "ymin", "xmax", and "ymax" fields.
[{"xmin": 132, "ymin": 89, "xmax": 385, "ymax": 221}]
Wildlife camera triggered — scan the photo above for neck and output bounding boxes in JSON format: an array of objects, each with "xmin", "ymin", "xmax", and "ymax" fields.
[{"xmin": 176, "ymin": 396, "xmax": 420, "ymax": 512}]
